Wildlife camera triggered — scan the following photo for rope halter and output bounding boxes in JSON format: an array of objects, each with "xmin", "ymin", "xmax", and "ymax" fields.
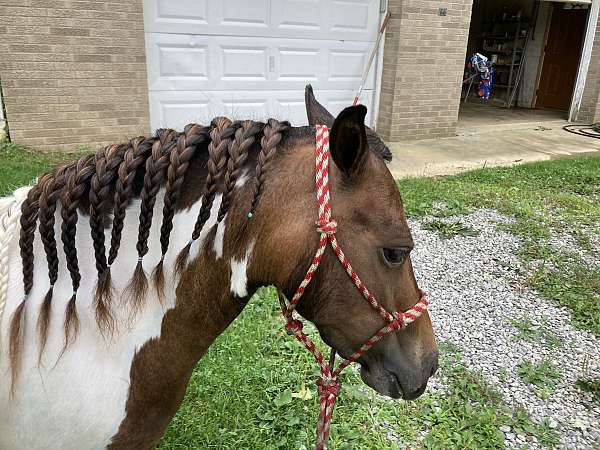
[{"xmin": 278, "ymin": 124, "xmax": 429, "ymax": 450}]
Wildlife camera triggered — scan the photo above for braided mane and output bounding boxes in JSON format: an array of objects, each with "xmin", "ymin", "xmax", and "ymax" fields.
[{"xmin": 8, "ymin": 117, "xmax": 291, "ymax": 385}]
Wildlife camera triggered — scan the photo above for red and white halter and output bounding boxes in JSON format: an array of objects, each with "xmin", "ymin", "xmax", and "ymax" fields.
[{"xmin": 278, "ymin": 124, "xmax": 429, "ymax": 449}]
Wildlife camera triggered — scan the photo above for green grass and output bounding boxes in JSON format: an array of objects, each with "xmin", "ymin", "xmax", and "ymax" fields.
[
  {"xmin": 421, "ymin": 219, "xmax": 479, "ymax": 239},
  {"xmin": 517, "ymin": 359, "xmax": 562, "ymax": 400},
  {"xmin": 397, "ymin": 155, "xmax": 600, "ymax": 335},
  {"xmin": 0, "ymin": 140, "xmax": 69, "ymax": 197},
  {"xmin": 508, "ymin": 318, "xmax": 563, "ymax": 349},
  {"xmin": 576, "ymin": 378, "xmax": 600, "ymax": 404}
]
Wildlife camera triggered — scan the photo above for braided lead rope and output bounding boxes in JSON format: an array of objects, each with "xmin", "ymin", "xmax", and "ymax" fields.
[
  {"xmin": 279, "ymin": 125, "xmax": 429, "ymax": 450},
  {"xmin": 0, "ymin": 188, "xmax": 30, "ymax": 338}
]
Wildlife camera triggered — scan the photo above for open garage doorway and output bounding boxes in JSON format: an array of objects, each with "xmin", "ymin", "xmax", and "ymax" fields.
[{"xmin": 458, "ymin": 0, "xmax": 590, "ymax": 134}]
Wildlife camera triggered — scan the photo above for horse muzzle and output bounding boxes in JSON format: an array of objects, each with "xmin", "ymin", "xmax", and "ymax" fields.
[{"xmin": 359, "ymin": 350, "xmax": 438, "ymax": 400}]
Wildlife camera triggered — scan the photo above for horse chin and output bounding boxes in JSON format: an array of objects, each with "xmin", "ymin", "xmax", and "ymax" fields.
[
  {"xmin": 359, "ymin": 365, "xmax": 403, "ymax": 399},
  {"xmin": 359, "ymin": 365, "xmax": 428, "ymax": 400}
]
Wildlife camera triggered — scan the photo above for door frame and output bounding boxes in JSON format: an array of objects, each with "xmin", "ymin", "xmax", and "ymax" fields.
[
  {"xmin": 531, "ymin": 4, "xmax": 554, "ymax": 109},
  {"xmin": 569, "ymin": 0, "xmax": 600, "ymax": 121}
]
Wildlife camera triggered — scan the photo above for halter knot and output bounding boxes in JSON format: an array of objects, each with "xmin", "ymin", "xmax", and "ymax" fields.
[
  {"xmin": 390, "ymin": 312, "xmax": 407, "ymax": 330},
  {"xmin": 285, "ymin": 319, "xmax": 304, "ymax": 335},
  {"xmin": 316, "ymin": 220, "xmax": 337, "ymax": 235},
  {"xmin": 316, "ymin": 377, "xmax": 341, "ymax": 399}
]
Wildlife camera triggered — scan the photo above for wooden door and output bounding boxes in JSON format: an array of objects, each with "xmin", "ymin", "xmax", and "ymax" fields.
[{"xmin": 536, "ymin": 6, "xmax": 588, "ymax": 110}]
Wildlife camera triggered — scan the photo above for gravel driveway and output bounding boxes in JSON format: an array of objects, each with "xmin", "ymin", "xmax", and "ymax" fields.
[{"xmin": 410, "ymin": 209, "xmax": 600, "ymax": 450}]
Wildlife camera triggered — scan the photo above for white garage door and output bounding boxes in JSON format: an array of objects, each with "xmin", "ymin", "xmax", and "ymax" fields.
[{"xmin": 143, "ymin": 0, "xmax": 383, "ymax": 130}]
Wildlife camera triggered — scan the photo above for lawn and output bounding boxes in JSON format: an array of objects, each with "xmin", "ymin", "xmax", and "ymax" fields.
[{"xmin": 3, "ymin": 141, "xmax": 597, "ymax": 449}]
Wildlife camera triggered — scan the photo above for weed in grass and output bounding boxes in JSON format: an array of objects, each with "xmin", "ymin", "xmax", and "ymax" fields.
[
  {"xmin": 576, "ymin": 378, "xmax": 600, "ymax": 404},
  {"xmin": 529, "ymin": 258, "xmax": 600, "ymax": 335},
  {"xmin": 497, "ymin": 368, "xmax": 509, "ymax": 383},
  {"xmin": 508, "ymin": 318, "xmax": 563, "ymax": 349},
  {"xmin": 511, "ymin": 409, "xmax": 559, "ymax": 450},
  {"xmin": 517, "ymin": 359, "xmax": 561, "ymax": 399},
  {"xmin": 534, "ymin": 419, "xmax": 560, "ymax": 449},
  {"xmin": 422, "ymin": 219, "xmax": 479, "ymax": 239}
]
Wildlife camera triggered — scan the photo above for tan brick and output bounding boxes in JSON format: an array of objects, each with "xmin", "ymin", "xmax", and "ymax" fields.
[
  {"xmin": 2, "ymin": 0, "xmax": 149, "ymax": 150},
  {"xmin": 377, "ymin": 0, "xmax": 473, "ymax": 141}
]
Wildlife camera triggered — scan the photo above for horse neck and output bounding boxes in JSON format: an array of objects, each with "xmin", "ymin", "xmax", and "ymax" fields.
[{"xmin": 157, "ymin": 175, "xmax": 259, "ymax": 367}]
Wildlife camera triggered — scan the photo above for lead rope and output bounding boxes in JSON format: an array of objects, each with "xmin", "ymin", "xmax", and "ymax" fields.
[{"xmin": 278, "ymin": 125, "xmax": 429, "ymax": 449}]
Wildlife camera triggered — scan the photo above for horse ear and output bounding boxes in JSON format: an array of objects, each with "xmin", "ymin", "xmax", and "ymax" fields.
[
  {"xmin": 329, "ymin": 105, "xmax": 368, "ymax": 178},
  {"xmin": 305, "ymin": 84, "xmax": 334, "ymax": 127}
]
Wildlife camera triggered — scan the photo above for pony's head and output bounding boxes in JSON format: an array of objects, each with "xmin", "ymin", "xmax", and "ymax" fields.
[{"xmin": 247, "ymin": 87, "xmax": 438, "ymax": 400}]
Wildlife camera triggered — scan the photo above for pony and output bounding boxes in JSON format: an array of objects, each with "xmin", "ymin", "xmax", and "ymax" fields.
[{"xmin": 0, "ymin": 86, "xmax": 437, "ymax": 449}]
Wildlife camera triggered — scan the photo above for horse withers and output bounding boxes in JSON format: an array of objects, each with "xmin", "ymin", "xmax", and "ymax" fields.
[{"xmin": 0, "ymin": 86, "xmax": 437, "ymax": 449}]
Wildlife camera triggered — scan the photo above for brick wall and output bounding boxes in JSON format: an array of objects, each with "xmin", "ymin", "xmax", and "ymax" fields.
[
  {"xmin": 377, "ymin": 0, "xmax": 473, "ymax": 141},
  {"xmin": 0, "ymin": 0, "xmax": 149, "ymax": 151},
  {"xmin": 578, "ymin": 15, "xmax": 600, "ymax": 123}
]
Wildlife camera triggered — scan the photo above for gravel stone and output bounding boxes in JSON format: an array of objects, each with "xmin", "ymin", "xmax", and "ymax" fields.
[{"xmin": 409, "ymin": 209, "xmax": 600, "ymax": 450}]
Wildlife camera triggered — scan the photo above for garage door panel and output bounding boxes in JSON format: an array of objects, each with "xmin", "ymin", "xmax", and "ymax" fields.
[
  {"xmin": 331, "ymin": 0, "xmax": 372, "ymax": 33},
  {"xmin": 272, "ymin": 0, "xmax": 322, "ymax": 32},
  {"xmin": 277, "ymin": 47, "xmax": 320, "ymax": 81},
  {"xmin": 150, "ymin": 90, "xmax": 374, "ymax": 130},
  {"xmin": 153, "ymin": 0, "xmax": 209, "ymax": 24},
  {"xmin": 222, "ymin": 0, "xmax": 269, "ymax": 28},
  {"xmin": 147, "ymin": 34, "xmax": 375, "ymax": 91},
  {"xmin": 145, "ymin": 0, "xmax": 379, "ymax": 41},
  {"xmin": 157, "ymin": 44, "xmax": 209, "ymax": 79},
  {"xmin": 221, "ymin": 46, "xmax": 269, "ymax": 80}
]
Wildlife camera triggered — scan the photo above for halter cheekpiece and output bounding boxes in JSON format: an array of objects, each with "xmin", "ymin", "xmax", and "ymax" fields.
[{"xmin": 278, "ymin": 124, "xmax": 429, "ymax": 449}]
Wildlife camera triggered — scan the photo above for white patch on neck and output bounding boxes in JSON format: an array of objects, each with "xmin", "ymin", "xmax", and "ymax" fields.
[
  {"xmin": 236, "ymin": 170, "xmax": 249, "ymax": 188},
  {"xmin": 213, "ymin": 219, "xmax": 225, "ymax": 259},
  {"xmin": 230, "ymin": 241, "xmax": 255, "ymax": 298},
  {"xmin": 211, "ymin": 171, "xmax": 248, "ymax": 260}
]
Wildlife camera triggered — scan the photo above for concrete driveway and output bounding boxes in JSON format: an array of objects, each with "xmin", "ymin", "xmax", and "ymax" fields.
[{"xmin": 388, "ymin": 121, "xmax": 600, "ymax": 179}]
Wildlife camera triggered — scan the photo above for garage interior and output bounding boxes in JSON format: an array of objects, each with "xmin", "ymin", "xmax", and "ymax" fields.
[{"xmin": 459, "ymin": 0, "xmax": 590, "ymax": 132}]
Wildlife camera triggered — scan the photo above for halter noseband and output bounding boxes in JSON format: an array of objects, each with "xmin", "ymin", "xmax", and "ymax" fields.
[{"xmin": 278, "ymin": 124, "xmax": 429, "ymax": 449}]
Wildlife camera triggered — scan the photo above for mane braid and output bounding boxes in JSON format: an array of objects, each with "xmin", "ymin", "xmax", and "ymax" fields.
[
  {"xmin": 152, "ymin": 124, "xmax": 210, "ymax": 300},
  {"xmin": 36, "ymin": 164, "xmax": 72, "ymax": 365},
  {"xmin": 174, "ymin": 117, "xmax": 234, "ymax": 276},
  {"xmin": 248, "ymin": 119, "xmax": 290, "ymax": 217},
  {"xmin": 89, "ymin": 144, "xmax": 126, "ymax": 335},
  {"xmin": 19, "ymin": 181, "xmax": 44, "ymax": 296},
  {"xmin": 60, "ymin": 154, "xmax": 95, "ymax": 349},
  {"xmin": 108, "ymin": 136, "xmax": 152, "ymax": 267},
  {"xmin": 125, "ymin": 129, "xmax": 177, "ymax": 315},
  {"xmin": 217, "ymin": 120, "xmax": 264, "ymax": 223},
  {"xmin": 11, "ymin": 181, "xmax": 44, "ymax": 390}
]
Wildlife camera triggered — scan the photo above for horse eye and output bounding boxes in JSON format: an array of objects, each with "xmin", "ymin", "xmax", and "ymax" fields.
[{"xmin": 381, "ymin": 247, "xmax": 409, "ymax": 267}]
